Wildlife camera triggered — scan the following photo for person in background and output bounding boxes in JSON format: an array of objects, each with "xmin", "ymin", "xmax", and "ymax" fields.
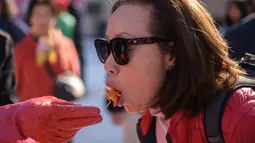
[
  {"xmin": 25, "ymin": 0, "xmax": 85, "ymax": 81},
  {"xmin": 220, "ymin": 0, "xmax": 248, "ymax": 35},
  {"xmin": 0, "ymin": 0, "xmax": 29, "ymax": 44},
  {"xmin": 225, "ymin": 0, "xmax": 248, "ymax": 27},
  {"xmin": 14, "ymin": 0, "xmax": 80, "ymax": 102},
  {"xmin": 225, "ymin": 11, "xmax": 255, "ymax": 60}
]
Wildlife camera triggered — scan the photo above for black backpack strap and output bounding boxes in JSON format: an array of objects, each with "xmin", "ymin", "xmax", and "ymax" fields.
[
  {"xmin": 204, "ymin": 75, "xmax": 255, "ymax": 143},
  {"xmin": 204, "ymin": 89, "xmax": 230, "ymax": 143},
  {"xmin": 137, "ymin": 116, "xmax": 157, "ymax": 143}
]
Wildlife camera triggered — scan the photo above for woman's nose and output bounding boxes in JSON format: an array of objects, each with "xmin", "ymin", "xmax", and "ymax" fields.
[{"xmin": 104, "ymin": 54, "xmax": 119, "ymax": 76}]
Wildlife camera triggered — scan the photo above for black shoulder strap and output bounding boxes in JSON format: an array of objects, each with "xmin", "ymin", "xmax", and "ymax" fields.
[
  {"xmin": 136, "ymin": 116, "xmax": 157, "ymax": 143},
  {"xmin": 204, "ymin": 75, "xmax": 255, "ymax": 143}
]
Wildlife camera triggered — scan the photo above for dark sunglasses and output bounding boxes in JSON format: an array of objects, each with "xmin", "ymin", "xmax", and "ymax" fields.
[{"xmin": 94, "ymin": 37, "xmax": 170, "ymax": 65}]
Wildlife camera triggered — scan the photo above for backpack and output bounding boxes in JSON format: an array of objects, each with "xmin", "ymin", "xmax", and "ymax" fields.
[
  {"xmin": 137, "ymin": 75, "xmax": 255, "ymax": 143},
  {"xmin": 204, "ymin": 75, "xmax": 255, "ymax": 143}
]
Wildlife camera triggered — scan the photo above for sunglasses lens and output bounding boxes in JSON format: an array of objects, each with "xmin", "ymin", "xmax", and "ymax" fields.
[
  {"xmin": 94, "ymin": 39, "xmax": 109, "ymax": 63},
  {"xmin": 111, "ymin": 39, "xmax": 129, "ymax": 65}
]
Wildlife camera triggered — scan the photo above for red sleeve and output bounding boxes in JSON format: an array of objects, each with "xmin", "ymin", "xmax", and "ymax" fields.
[
  {"xmin": 230, "ymin": 105, "xmax": 255, "ymax": 143},
  {"xmin": 228, "ymin": 88, "xmax": 255, "ymax": 143}
]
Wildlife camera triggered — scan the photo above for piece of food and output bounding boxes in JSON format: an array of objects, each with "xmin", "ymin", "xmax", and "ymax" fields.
[{"xmin": 106, "ymin": 88, "xmax": 121, "ymax": 107}]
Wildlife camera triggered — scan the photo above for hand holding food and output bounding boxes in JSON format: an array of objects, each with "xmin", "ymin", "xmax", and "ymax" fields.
[{"xmin": 0, "ymin": 96, "xmax": 102, "ymax": 143}]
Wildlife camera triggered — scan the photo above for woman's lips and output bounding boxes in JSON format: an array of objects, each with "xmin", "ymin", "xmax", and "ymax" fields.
[{"xmin": 106, "ymin": 82, "xmax": 115, "ymax": 90}]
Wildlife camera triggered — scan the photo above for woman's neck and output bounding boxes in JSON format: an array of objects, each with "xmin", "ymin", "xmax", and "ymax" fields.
[{"xmin": 149, "ymin": 108, "xmax": 166, "ymax": 119}]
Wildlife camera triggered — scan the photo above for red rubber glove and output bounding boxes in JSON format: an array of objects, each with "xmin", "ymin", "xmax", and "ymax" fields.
[{"xmin": 0, "ymin": 96, "xmax": 102, "ymax": 143}]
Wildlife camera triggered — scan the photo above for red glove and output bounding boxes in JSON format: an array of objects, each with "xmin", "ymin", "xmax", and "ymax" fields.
[{"xmin": 0, "ymin": 96, "xmax": 102, "ymax": 143}]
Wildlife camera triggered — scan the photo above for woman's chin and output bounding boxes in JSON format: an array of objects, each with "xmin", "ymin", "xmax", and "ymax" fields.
[{"xmin": 124, "ymin": 104, "xmax": 142, "ymax": 114}]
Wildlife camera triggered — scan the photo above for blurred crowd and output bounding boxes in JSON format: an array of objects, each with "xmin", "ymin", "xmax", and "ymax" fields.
[
  {"xmin": 0, "ymin": 0, "xmax": 255, "ymax": 142},
  {"xmin": 217, "ymin": 0, "xmax": 254, "ymax": 34},
  {"xmin": 0, "ymin": 0, "xmax": 136, "ymax": 142}
]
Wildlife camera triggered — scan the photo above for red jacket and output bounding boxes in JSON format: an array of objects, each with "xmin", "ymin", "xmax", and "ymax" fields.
[
  {"xmin": 14, "ymin": 31, "xmax": 80, "ymax": 102},
  {"xmin": 138, "ymin": 87, "xmax": 255, "ymax": 143}
]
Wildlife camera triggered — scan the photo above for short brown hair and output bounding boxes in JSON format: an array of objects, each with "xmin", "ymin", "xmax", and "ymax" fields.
[
  {"xmin": 112, "ymin": 0, "xmax": 245, "ymax": 119},
  {"xmin": 31, "ymin": 0, "xmax": 58, "ymax": 17}
]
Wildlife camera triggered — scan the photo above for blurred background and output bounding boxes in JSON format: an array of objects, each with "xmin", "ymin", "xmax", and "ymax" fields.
[{"xmin": 1, "ymin": 0, "xmax": 255, "ymax": 142}]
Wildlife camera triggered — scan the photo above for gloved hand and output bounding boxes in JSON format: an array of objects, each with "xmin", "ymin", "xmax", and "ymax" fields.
[{"xmin": 0, "ymin": 96, "xmax": 102, "ymax": 143}]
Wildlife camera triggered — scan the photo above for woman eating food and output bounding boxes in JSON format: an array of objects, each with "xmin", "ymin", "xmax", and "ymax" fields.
[{"xmin": 94, "ymin": 0, "xmax": 255, "ymax": 142}]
